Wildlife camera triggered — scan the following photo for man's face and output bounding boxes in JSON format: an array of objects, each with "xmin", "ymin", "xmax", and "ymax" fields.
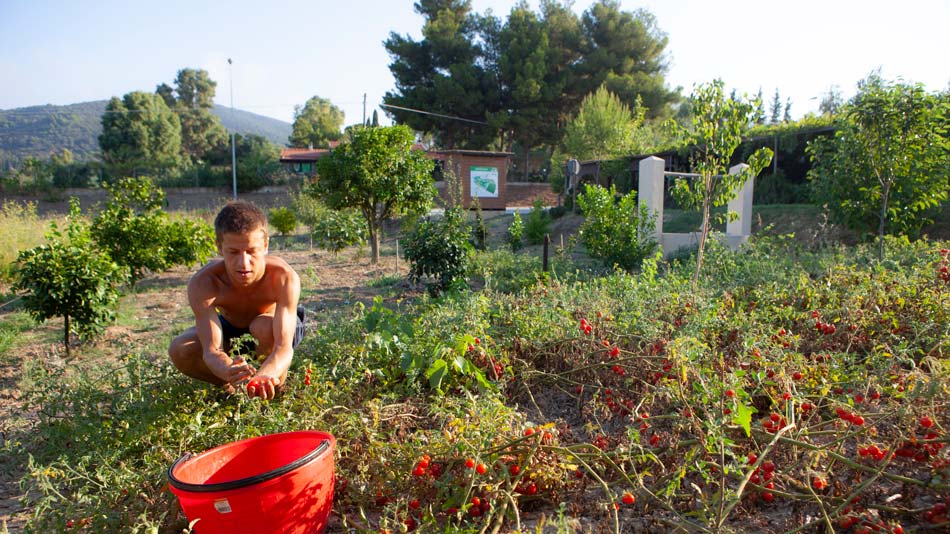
[{"xmin": 217, "ymin": 228, "xmax": 268, "ymax": 288}]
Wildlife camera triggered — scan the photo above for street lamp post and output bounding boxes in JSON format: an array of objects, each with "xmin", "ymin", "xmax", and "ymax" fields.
[{"xmin": 229, "ymin": 58, "xmax": 237, "ymax": 200}]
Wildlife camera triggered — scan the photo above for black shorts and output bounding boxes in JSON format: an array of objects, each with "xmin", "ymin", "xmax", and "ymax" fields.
[{"xmin": 218, "ymin": 305, "xmax": 306, "ymax": 353}]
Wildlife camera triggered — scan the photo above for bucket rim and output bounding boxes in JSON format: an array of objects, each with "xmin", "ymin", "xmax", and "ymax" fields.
[{"xmin": 168, "ymin": 436, "xmax": 330, "ymax": 493}]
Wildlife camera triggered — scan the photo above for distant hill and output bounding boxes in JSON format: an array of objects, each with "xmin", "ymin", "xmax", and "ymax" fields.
[{"xmin": 0, "ymin": 100, "xmax": 292, "ymax": 163}]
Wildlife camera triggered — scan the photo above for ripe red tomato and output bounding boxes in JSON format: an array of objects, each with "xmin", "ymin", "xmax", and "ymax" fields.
[
  {"xmin": 475, "ymin": 463, "xmax": 487, "ymax": 475},
  {"xmin": 621, "ymin": 492, "xmax": 636, "ymax": 505},
  {"xmin": 920, "ymin": 416, "xmax": 935, "ymax": 428},
  {"xmin": 464, "ymin": 458, "xmax": 475, "ymax": 469},
  {"xmin": 509, "ymin": 464, "xmax": 520, "ymax": 476}
]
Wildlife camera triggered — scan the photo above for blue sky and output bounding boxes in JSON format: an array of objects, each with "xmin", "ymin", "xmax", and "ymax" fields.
[{"xmin": 1, "ymin": 0, "xmax": 948, "ymax": 127}]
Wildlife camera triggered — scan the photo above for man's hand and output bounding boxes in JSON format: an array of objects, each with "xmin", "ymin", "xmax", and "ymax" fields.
[
  {"xmin": 245, "ymin": 375, "xmax": 280, "ymax": 400},
  {"xmin": 204, "ymin": 352, "xmax": 255, "ymax": 385}
]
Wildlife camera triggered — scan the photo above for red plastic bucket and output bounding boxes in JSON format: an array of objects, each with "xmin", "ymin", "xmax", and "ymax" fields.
[{"xmin": 168, "ymin": 430, "xmax": 335, "ymax": 534}]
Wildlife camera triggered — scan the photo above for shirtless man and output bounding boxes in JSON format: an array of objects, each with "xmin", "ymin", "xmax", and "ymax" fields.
[{"xmin": 169, "ymin": 200, "xmax": 304, "ymax": 399}]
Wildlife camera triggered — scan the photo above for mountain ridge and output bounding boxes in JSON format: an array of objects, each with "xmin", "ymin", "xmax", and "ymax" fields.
[{"xmin": 0, "ymin": 100, "xmax": 292, "ymax": 163}]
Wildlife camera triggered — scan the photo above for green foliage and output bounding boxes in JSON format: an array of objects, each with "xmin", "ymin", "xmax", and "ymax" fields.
[
  {"xmin": 12, "ymin": 234, "xmax": 950, "ymax": 532},
  {"xmin": 807, "ymin": 73, "xmax": 949, "ymax": 257},
  {"xmin": 13, "ymin": 199, "xmax": 124, "ymax": 356},
  {"xmin": 311, "ymin": 209, "xmax": 366, "ymax": 254},
  {"xmin": 507, "ymin": 210, "xmax": 524, "ymax": 251},
  {"xmin": 562, "ymin": 85, "xmax": 647, "ymax": 161},
  {"xmin": 267, "ymin": 206, "xmax": 298, "ymax": 236},
  {"xmin": 167, "ymin": 68, "xmax": 228, "ymax": 163},
  {"xmin": 99, "ymin": 92, "xmax": 182, "ymax": 176},
  {"xmin": 91, "ymin": 177, "xmax": 214, "ymax": 284},
  {"xmin": 234, "ymin": 134, "xmax": 282, "ymax": 192},
  {"xmin": 404, "ymin": 208, "xmax": 472, "ymax": 297},
  {"xmin": 0, "ymin": 102, "xmax": 104, "ymax": 161},
  {"xmin": 667, "ymin": 80, "xmax": 773, "ymax": 283},
  {"xmin": 313, "ymin": 124, "xmax": 436, "ymax": 263},
  {"xmin": 0, "ymin": 100, "xmax": 290, "ymax": 165},
  {"xmin": 524, "ymin": 198, "xmax": 551, "ymax": 245},
  {"xmin": 384, "ymin": 0, "xmax": 678, "ymax": 151},
  {"xmin": 163, "ymin": 217, "xmax": 216, "ymax": 268},
  {"xmin": 576, "ymin": 184, "xmax": 658, "ymax": 270},
  {"xmin": 289, "ymin": 95, "xmax": 344, "ymax": 148}
]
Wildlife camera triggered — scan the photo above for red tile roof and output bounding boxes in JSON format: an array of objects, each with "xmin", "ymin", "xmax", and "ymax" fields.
[{"xmin": 279, "ymin": 148, "xmax": 331, "ymax": 162}]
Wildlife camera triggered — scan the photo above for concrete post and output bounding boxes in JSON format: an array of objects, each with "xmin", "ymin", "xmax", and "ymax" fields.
[
  {"xmin": 638, "ymin": 156, "xmax": 665, "ymax": 242},
  {"xmin": 726, "ymin": 163, "xmax": 754, "ymax": 237}
]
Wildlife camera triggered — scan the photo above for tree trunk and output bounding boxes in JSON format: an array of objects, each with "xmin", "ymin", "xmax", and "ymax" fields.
[
  {"xmin": 64, "ymin": 315, "xmax": 70, "ymax": 359},
  {"xmin": 878, "ymin": 184, "xmax": 891, "ymax": 261},
  {"xmin": 369, "ymin": 222, "xmax": 380, "ymax": 264},
  {"xmin": 693, "ymin": 177, "xmax": 713, "ymax": 286}
]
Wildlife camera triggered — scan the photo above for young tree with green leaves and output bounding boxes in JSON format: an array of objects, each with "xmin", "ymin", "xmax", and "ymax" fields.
[
  {"xmin": 14, "ymin": 199, "xmax": 125, "ymax": 357},
  {"xmin": 99, "ymin": 91, "xmax": 182, "ymax": 176},
  {"xmin": 290, "ymin": 96, "xmax": 344, "ymax": 148},
  {"xmin": 577, "ymin": 184, "xmax": 657, "ymax": 271},
  {"xmin": 668, "ymin": 80, "xmax": 773, "ymax": 284},
  {"xmin": 91, "ymin": 177, "xmax": 215, "ymax": 285},
  {"xmin": 313, "ymin": 125, "xmax": 436, "ymax": 263},
  {"xmin": 807, "ymin": 74, "xmax": 950, "ymax": 259}
]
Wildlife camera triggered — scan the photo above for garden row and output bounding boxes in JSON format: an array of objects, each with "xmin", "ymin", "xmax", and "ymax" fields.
[{"xmin": 8, "ymin": 235, "xmax": 948, "ymax": 533}]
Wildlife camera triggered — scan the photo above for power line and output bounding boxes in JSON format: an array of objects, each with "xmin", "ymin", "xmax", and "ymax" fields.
[{"xmin": 379, "ymin": 103, "xmax": 488, "ymax": 125}]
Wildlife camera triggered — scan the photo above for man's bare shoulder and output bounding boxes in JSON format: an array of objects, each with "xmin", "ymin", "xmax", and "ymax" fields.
[
  {"xmin": 187, "ymin": 260, "xmax": 226, "ymax": 297},
  {"xmin": 264, "ymin": 255, "xmax": 299, "ymax": 279}
]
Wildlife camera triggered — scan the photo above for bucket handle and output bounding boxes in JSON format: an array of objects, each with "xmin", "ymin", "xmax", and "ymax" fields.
[{"xmin": 168, "ymin": 439, "xmax": 330, "ymax": 493}]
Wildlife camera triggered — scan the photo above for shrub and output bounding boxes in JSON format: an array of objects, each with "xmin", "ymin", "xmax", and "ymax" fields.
[
  {"xmin": 524, "ymin": 199, "xmax": 551, "ymax": 245},
  {"xmin": 13, "ymin": 199, "xmax": 124, "ymax": 357},
  {"xmin": 90, "ymin": 177, "xmax": 215, "ymax": 285},
  {"xmin": 507, "ymin": 211, "xmax": 524, "ymax": 251},
  {"xmin": 576, "ymin": 184, "xmax": 658, "ymax": 271},
  {"xmin": 268, "ymin": 206, "xmax": 298, "ymax": 236},
  {"xmin": 164, "ymin": 217, "xmax": 216, "ymax": 267},
  {"xmin": 312, "ymin": 209, "xmax": 366, "ymax": 254},
  {"xmin": 90, "ymin": 177, "xmax": 171, "ymax": 284},
  {"xmin": 403, "ymin": 208, "xmax": 472, "ymax": 296}
]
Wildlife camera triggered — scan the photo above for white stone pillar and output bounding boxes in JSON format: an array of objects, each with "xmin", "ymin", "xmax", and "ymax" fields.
[
  {"xmin": 727, "ymin": 163, "xmax": 754, "ymax": 237},
  {"xmin": 638, "ymin": 156, "xmax": 665, "ymax": 242}
]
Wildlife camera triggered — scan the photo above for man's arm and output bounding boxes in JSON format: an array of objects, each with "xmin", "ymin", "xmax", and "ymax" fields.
[
  {"xmin": 252, "ymin": 267, "xmax": 301, "ymax": 397},
  {"xmin": 188, "ymin": 273, "xmax": 253, "ymax": 385}
]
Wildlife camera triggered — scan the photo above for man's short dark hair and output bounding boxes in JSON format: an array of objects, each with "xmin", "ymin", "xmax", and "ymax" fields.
[{"xmin": 214, "ymin": 200, "xmax": 268, "ymax": 240}]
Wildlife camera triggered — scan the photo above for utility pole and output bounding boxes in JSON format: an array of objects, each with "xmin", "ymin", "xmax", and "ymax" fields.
[
  {"xmin": 229, "ymin": 58, "xmax": 237, "ymax": 200},
  {"xmin": 362, "ymin": 93, "xmax": 367, "ymax": 126}
]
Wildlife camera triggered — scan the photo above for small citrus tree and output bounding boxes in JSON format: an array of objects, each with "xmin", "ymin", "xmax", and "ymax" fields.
[
  {"xmin": 668, "ymin": 80, "xmax": 772, "ymax": 284},
  {"xmin": 577, "ymin": 184, "xmax": 657, "ymax": 271},
  {"xmin": 91, "ymin": 177, "xmax": 215, "ymax": 285},
  {"xmin": 314, "ymin": 125, "xmax": 435, "ymax": 263},
  {"xmin": 268, "ymin": 206, "xmax": 298, "ymax": 236},
  {"xmin": 14, "ymin": 199, "xmax": 125, "ymax": 357}
]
